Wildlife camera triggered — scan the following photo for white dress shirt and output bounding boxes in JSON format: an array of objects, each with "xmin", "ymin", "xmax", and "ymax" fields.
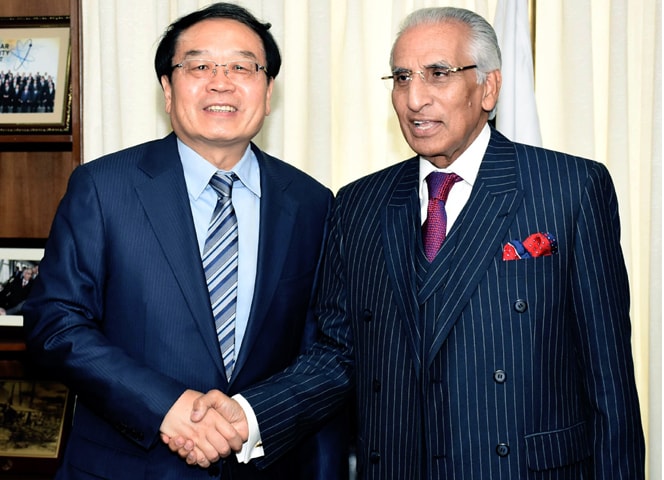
[{"xmin": 419, "ymin": 124, "xmax": 490, "ymax": 229}]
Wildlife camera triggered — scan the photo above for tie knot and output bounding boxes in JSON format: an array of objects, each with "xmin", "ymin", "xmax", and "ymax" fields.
[
  {"xmin": 426, "ymin": 172, "xmax": 462, "ymax": 202},
  {"xmin": 209, "ymin": 172, "xmax": 236, "ymax": 198}
]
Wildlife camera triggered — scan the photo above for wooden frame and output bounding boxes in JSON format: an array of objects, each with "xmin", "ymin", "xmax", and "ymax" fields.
[
  {"xmin": 0, "ymin": 16, "xmax": 72, "ymax": 134},
  {"xmin": 0, "ymin": 378, "xmax": 71, "ymax": 475}
]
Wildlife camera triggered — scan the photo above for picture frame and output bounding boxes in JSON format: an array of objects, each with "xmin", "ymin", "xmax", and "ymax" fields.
[
  {"xmin": 0, "ymin": 238, "xmax": 69, "ymax": 475},
  {"xmin": 0, "ymin": 16, "xmax": 72, "ymax": 134},
  {"xmin": 0, "ymin": 378, "xmax": 71, "ymax": 475},
  {"xmin": 0, "ymin": 241, "xmax": 45, "ymax": 328}
]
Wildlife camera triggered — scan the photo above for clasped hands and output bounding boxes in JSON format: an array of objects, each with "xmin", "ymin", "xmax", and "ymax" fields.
[{"xmin": 160, "ymin": 389, "xmax": 248, "ymax": 468}]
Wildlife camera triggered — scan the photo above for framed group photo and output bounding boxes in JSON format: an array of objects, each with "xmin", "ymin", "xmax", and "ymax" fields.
[{"xmin": 0, "ymin": 16, "xmax": 71, "ymax": 134}]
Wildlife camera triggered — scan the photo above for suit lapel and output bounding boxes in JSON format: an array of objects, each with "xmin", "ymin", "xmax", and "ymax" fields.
[
  {"xmin": 232, "ymin": 146, "xmax": 297, "ymax": 380},
  {"xmin": 382, "ymin": 158, "xmax": 424, "ymax": 378},
  {"xmin": 134, "ymin": 134, "xmax": 227, "ymax": 380},
  {"xmin": 422, "ymin": 131, "xmax": 523, "ymax": 367}
]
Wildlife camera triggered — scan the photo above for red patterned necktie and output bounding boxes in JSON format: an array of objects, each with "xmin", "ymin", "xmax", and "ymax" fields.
[{"xmin": 422, "ymin": 172, "xmax": 462, "ymax": 262}]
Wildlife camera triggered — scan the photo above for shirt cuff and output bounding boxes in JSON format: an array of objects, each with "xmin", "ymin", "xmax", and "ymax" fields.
[{"xmin": 232, "ymin": 394, "xmax": 264, "ymax": 463}]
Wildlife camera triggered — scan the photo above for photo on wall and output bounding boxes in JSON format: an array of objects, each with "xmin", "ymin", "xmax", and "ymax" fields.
[{"xmin": 0, "ymin": 16, "xmax": 71, "ymax": 133}]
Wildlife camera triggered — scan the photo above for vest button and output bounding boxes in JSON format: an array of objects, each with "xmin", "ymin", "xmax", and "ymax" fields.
[
  {"xmin": 496, "ymin": 443, "xmax": 510, "ymax": 457},
  {"xmin": 513, "ymin": 299, "xmax": 528, "ymax": 313}
]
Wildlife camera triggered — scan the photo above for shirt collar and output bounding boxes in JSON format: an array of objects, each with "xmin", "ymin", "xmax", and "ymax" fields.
[
  {"xmin": 419, "ymin": 123, "xmax": 490, "ymax": 191},
  {"xmin": 178, "ymin": 139, "xmax": 261, "ymax": 199}
]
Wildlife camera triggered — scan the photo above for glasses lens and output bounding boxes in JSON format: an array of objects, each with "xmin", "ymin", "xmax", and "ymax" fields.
[
  {"xmin": 426, "ymin": 67, "xmax": 453, "ymax": 86},
  {"xmin": 183, "ymin": 60, "xmax": 215, "ymax": 79},
  {"xmin": 225, "ymin": 61, "xmax": 256, "ymax": 80}
]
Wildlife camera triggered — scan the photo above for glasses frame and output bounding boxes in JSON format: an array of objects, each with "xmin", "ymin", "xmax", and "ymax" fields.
[
  {"xmin": 381, "ymin": 64, "xmax": 477, "ymax": 87},
  {"xmin": 171, "ymin": 59, "xmax": 269, "ymax": 80}
]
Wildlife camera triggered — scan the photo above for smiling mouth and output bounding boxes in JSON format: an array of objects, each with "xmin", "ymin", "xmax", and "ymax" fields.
[
  {"xmin": 412, "ymin": 120, "xmax": 436, "ymax": 130},
  {"xmin": 206, "ymin": 105, "xmax": 237, "ymax": 112}
]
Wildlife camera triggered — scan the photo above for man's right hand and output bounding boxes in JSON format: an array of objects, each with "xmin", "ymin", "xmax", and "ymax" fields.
[
  {"xmin": 191, "ymin": 389, "xmax": 248, "ymax": 437},
  {"xmin": 159, "ymin": 389, "xmax": 246, "ymax": 467}
]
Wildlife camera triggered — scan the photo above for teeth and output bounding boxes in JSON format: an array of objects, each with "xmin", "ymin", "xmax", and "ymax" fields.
[
  {"xmin": 207, "ymin": 105, "xmax": 236, "ymax": 112},
  {"xmin": 413, "ymin": 120, "xmax": 423, "ymax": 126}
]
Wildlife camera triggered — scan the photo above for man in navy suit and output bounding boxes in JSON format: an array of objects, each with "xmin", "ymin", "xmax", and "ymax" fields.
[
  {"xmin": 173, "ymin": 6, "xmax": 646, "ymax": 480},
  {"xmin": 23, "ymin": 3, "xmax": 346, "ymax": 479}
]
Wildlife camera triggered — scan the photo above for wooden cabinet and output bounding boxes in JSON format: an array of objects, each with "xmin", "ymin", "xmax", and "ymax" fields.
[
  {"xmin": 1, "ymin": 1, "xmax": 80, "ymax": 477},
  {"xmin": 0, "ymin": 0, "xmax": 82, "ymax": 239}
]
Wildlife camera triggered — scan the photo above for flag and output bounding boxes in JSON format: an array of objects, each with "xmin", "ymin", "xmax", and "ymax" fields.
[{"xmin": 493, "ymin": 0, "xmax": 542, "ymax": 147}]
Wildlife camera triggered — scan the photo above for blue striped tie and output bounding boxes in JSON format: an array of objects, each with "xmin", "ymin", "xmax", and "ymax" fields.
[{"xmin": 203, "ymin": 172, "xmax": 238, "ymax": 380}]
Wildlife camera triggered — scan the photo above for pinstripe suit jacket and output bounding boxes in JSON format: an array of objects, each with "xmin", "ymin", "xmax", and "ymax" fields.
[
  {"xmin": 243, "ymin": 128, "xmax": 645, "ymax": 479},
  {"xmin": 22, "ymin": 134, "xmax": 345, "ymax": 480}
]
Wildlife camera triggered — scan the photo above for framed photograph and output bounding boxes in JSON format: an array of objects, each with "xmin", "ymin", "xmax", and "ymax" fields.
[
  {"xmin": 0, "ymin": 245, "xmax": 44, "ymax": 328},
  {"xmin": 0, "ymin": 16, "xmax": 71, "ymax": 134},
  {"xmin": 0, "ymin": 378, "xmax": 71, "ymax": 474}
]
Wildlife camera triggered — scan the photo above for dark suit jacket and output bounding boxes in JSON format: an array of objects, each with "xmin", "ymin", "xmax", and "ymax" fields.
[
  {"xmin": 23, "ymin": 133, "xmax": 345, "ymax": 480},
  {"xmin": 242, "ymin": 128, "xmax": 645, "ymax": 479}
]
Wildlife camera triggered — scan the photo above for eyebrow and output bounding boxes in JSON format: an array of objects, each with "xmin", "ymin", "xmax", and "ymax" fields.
[
  {"xmin": 392, "ymin": 60, "xmax": 453, "ymax": 71},
  {"xmin": 423, "ymin": 61, "xmax": 452, "ymax": 69},
  {"xmin": 181, "ymin": 49, "xmax": 260, "ymax": 61}
]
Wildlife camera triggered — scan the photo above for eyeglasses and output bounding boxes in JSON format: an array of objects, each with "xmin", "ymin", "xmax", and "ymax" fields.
[
  {"xmin": 171, "ymin": 59, "xmax": 268, "ymax": 81},
  {"xmin": 381, "ymin": 64, "xmax": 477, "ymax": 90}
]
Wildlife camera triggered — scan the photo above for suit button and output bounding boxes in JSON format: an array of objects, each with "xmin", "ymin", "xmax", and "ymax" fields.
[
  {"xmin": 362, "ymin": 309, "xmax": 373, "ymax": 322},
  {"xmin": 369, "ymin": 450, "xmax": 381, "ymax": 464},
  {"xmin": 372, "ymin": 379, "xmax": 381, "ymax": 392},
  {"xmin": 513, "ymin": 299, "xmax": 528, "ymax": 313},
  {"xmin": 493, "ymin": 370, "xmax": 507, "ymax": 384},
  {"xmin": 496, "ymin": 443, "xmax": 510, "ymax": 457}
]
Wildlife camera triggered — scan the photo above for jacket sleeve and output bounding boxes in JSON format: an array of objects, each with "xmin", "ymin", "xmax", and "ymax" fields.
[
  {"xmin": 22, "ymin": 165, "xmax": 185, "ymax": 449},
  {"xmin": 241, "ymin": 194, "xmax": 355, "ymax": 468},
  {"xmin": 570, "ymin": 162, "xmax": 645, "ymax": 479}
]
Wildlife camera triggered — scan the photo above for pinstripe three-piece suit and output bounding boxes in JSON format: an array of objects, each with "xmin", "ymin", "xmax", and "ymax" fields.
[{"xmin": 243, "ymin": 127, "xmax": 645, "ymax": 479}]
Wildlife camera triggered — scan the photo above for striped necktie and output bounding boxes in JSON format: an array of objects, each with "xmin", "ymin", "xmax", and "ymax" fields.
[
  {"xmin": 422, "ymin": 172, "xmax": 462, "ymax": 262},
  {"xmin": 203, "ymin": 172, "xmax": 238, "ymax": 380}
]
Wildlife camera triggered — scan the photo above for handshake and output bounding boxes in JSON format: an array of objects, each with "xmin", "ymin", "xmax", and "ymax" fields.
[{"xmin": 159, "ymin": 389, "xmax": 251, "ymax": 468}]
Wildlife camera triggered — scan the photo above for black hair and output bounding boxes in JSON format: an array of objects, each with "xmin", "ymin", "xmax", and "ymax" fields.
[{"xmin": 154, "ymin": 2, "xmax": 281, "ymax": 84}]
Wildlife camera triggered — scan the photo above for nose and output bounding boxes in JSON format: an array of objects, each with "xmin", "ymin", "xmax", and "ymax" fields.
[{"xmin": 404, "ymin": 74, "xmax": 432, "ymax": 111}]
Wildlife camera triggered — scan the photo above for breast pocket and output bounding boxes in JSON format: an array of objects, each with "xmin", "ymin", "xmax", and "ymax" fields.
[{"xmin": 498, "ymin": 253, "xmax": 558, "ymax": 280}]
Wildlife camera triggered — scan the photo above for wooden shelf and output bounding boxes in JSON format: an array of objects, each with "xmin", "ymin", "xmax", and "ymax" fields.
[
  {"xmin": 0, "ymin": 341, "xmax": 27, "ymax": 352},
  {"xmin": 0, "ymin": 134, "xmax": 73, "ymax": 144},
  {"xmin": 0, "ymin": 2, "xmax": 79, "ymax": 477},
  {"xmin": 0, "ymin": 325, "xmax": 27, "ymax": 352}
]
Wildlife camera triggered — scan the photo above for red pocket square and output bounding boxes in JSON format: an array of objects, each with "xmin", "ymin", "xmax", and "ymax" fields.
[{"xmin": 503, "ymin": 232, "xmax": 558, "ymax": 261}]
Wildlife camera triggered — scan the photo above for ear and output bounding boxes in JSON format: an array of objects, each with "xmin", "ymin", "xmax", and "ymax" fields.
[
  {"xmin": 264, "ymin": 77, "xmax": 274, "ymax": 116},
  {"xmin": 481, "ymin": 69, "xmax": 501, "ymax": 114},
  {"xmin": 160, "ymin": 75, "xmax": 173, "ymax": 114}
]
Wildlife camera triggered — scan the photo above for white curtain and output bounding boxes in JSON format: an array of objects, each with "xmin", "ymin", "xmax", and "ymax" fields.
[{"xmin": 81, "ymin": 1, "xmax": 661, "ymax": 477}]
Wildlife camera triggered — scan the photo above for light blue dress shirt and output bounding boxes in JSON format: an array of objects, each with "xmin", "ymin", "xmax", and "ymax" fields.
[{"xmin": 178, "ymin": 139, "xmax": 260, "ymax": 359}]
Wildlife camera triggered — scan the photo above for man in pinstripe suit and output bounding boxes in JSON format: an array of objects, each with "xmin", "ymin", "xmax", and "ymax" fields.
[{"xmin": 170, "ymin": 6, "xmax": 645, "ymax": 479}]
